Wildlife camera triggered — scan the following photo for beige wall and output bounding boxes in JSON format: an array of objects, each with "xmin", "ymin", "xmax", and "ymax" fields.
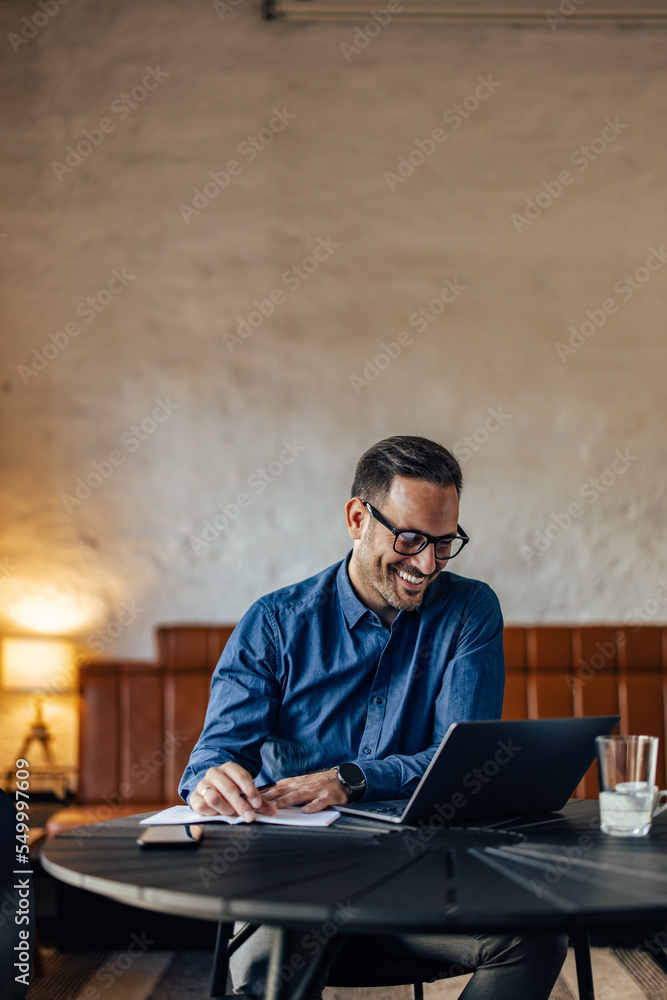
[{"xmin": 1, "ymin": 1, "xmax": 667, "ymax": 768}]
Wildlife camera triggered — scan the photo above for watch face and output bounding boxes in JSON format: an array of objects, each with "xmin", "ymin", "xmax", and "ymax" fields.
[{"xmin": 338, "ymin": 763, "xmax": 365, "ymax": 787}]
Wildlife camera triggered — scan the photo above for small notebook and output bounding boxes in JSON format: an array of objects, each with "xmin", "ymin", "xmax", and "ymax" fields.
[{"xmin": 140, "ymin": 804, "xmax": 340, "ymax": 828}]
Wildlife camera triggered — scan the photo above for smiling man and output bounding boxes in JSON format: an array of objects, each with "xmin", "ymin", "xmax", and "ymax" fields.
[
  {"xmin": 179, "ymin": 436, "xmax": 566, "ymax": 1000},
  {"xmin": 347, "ymin": 476, "xmax": 464, "ymax": 617}
]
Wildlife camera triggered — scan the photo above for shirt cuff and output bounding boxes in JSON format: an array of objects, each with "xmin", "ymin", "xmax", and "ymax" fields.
[{"xmin": 353, "ymin": 757, "xmax": 402, "ymax": 801}]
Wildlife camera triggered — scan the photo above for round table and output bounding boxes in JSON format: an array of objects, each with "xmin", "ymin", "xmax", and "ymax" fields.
[{"xmin": 41, "ymin": 800, "xmax": 667, "ymax": 1000}]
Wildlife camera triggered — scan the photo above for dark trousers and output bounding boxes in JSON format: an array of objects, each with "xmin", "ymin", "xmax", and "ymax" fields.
[{"xmin": 230, "ymin": 923, "xmax": 569, "ymax": 1000}]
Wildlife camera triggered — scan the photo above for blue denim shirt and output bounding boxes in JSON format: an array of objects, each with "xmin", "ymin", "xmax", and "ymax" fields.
[{"xmin": 179, "ymin": 554, "xmax": 504, "ymax": 803}]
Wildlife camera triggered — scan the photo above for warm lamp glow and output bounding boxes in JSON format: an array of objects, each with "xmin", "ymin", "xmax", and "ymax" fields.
[
  {"xmin": 1, "ymin": 637, "xmax": 76, "ymax": 693},
  {"xmin": 7, "ymin": 590, "xmax": 92, "ymax": 634}
]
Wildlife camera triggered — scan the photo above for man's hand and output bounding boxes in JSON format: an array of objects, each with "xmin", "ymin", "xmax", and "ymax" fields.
[
  {"xmin": 262, "ymin": 769, "xmax": 348, "ymax": 813},
  {"xmin": 189, "ymin": 762, "xmax": 277, "ymax": 823}
]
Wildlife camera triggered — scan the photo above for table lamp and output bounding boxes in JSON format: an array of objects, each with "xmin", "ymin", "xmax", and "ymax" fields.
[{"xmin": 1, "ymin": 636, "xmax": 76, "ymax": 770}]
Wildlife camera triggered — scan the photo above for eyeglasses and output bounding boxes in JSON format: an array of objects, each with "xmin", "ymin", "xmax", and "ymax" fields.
[{"xmin": 358, "ymin": 499, "xmax": 469, "ymax": 561}]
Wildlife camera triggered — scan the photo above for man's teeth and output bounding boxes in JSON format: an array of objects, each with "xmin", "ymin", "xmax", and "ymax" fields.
[{"xmin": 397, "ymin": 569, "xmax": 423, "ymax": 585}]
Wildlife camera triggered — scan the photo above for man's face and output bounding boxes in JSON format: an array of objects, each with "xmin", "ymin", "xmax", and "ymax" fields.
[{"xmin": 347, "ymin": 476, "xmax": 460, "ymax": 619}]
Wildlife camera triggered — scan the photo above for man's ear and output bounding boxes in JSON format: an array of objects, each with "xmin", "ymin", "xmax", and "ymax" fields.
[{"xmin": 345, "ymin": 497, "xmax": 366, "ymax": 541}]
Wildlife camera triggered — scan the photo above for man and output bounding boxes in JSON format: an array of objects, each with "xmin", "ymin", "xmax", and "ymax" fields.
[{"xmin": 180, "ymin": 436, "xmax": 567, "ymax": 1000}]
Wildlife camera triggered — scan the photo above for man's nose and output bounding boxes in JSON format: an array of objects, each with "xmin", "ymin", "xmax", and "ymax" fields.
[{"xmin": 411, "ymin": 544, "xmax": 437, "ymax": 576}]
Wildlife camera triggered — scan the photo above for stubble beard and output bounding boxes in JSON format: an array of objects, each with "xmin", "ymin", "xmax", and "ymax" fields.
[{"xmin": 354, "ymin": 531, "xmax": 434, "ymax": 613}]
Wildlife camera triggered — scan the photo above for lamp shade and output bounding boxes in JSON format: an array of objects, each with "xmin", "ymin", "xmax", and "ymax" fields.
[{"xmin": 1, "ymin": 637, "xmax": 75, "ymax": 693}]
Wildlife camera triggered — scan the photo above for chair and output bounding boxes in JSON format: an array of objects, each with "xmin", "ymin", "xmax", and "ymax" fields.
[
  {"xmin": 208, "ymin": 921, "xmax": 461, "ymax": 1000},
  {"xmin": 208, "ymin": 922, "xmax": 601, "ymax": 1000}
]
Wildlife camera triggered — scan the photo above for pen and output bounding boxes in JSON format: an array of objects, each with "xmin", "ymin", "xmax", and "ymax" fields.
[{"xmin": 239, "ymin": 782, "xmax": 276, "ymax": 800}]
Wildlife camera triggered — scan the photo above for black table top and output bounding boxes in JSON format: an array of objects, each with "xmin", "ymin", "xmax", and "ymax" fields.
[{"xmin": 41, "ymin": 801, "xmax": 667, "ymax": 935}]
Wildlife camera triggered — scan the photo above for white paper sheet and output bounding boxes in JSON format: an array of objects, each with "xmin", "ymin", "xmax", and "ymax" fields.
[{"xmin": 139, "ymin": 804, "xmax": 340, "ymax": 828}]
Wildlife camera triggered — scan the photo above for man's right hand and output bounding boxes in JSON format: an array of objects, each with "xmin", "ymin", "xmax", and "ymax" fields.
[{"xmin": 189, "ymin": 762, "xmax": 277, "ymax": 823}]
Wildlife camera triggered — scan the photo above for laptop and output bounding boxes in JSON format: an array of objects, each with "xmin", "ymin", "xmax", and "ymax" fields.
[{"xmin": 335, "ymin": 716, "xmax": 619, "ymax": 825}]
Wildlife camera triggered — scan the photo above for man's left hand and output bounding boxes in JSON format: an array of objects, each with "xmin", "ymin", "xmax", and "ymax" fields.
[{"xmin": 261, "ymin": 768, "xmax": 348, "ymax": 813}]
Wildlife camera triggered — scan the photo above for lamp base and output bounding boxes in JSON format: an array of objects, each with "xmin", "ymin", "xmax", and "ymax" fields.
[{"xmin": 10, "ymin": 696, "xmax": 70, "ymax": 800}]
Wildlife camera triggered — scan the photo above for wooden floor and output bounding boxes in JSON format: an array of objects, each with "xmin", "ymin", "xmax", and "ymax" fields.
[{"xmin": 24, "ymin": 946, "xmax": 667, "ymax": 1000}]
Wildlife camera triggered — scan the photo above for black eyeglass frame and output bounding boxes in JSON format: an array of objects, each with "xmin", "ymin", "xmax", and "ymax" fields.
[{"xmin": 358, "ymin": 499, "xmax": 470, "ymax": 561}]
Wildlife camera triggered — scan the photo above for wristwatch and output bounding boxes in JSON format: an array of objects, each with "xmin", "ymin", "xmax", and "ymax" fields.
[{"xmin": 336, "ymin": 763, "xmax": 367, "ymax": 803}]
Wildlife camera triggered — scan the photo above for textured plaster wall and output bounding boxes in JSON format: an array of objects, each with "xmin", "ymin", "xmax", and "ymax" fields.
[{"xmin": 1, "ymin": 1, "xmax": 667, "ymax": 768}]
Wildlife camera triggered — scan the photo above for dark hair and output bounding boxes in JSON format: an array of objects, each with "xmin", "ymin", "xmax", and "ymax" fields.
[{"xmin": 351, "ymin": 436, "xmax": 462, "ymax": 505}]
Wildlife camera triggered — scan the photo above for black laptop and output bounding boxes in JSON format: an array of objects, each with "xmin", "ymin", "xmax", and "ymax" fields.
[{"xmin": 335, "ymin": 716, "xmax": 619, "ymax": 825}]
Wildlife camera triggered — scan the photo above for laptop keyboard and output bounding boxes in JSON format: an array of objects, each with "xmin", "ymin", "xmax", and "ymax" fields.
[{"xmin": 358, "ymin": 801, "xmax": 404, "ymax": 816}]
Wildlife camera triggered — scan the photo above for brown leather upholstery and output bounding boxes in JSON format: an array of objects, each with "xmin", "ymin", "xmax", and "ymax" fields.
[
  {"xmin": 503, "ymin": 625, "xmax": 667, "ymax": 796},
  {"xmin": 46, "ymin": 622, "xmax": 667, "ymax": 836}
]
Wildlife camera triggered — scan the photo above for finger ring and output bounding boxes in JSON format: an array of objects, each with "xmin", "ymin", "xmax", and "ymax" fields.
[{"xmin": 201, "ymin": 786, "xmax": 211, "ymax": 796}]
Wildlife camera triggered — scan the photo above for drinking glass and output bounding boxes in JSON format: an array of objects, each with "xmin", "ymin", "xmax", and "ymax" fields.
[{"xmin": 596, "ymin": 735, "xmax": 667, "ymax": 837}]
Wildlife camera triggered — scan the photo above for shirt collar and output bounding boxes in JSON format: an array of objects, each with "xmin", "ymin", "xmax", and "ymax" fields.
[
  {"xmin": 336, "ymin": 553, "xmax": 373, "ymax": 629},
  {"xmin": 336, "ymin": 552, "xmax": 422, "ymax": 629}
]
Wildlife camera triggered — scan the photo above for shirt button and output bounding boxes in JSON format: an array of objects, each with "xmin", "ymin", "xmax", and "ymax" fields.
[
  {"xmin": 375, "ymin": 697, "xmax": 383, "ymax": 705},
  {"xmin": 363, "ymin": 747, "xmax": 371, "ymax": 755}
]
